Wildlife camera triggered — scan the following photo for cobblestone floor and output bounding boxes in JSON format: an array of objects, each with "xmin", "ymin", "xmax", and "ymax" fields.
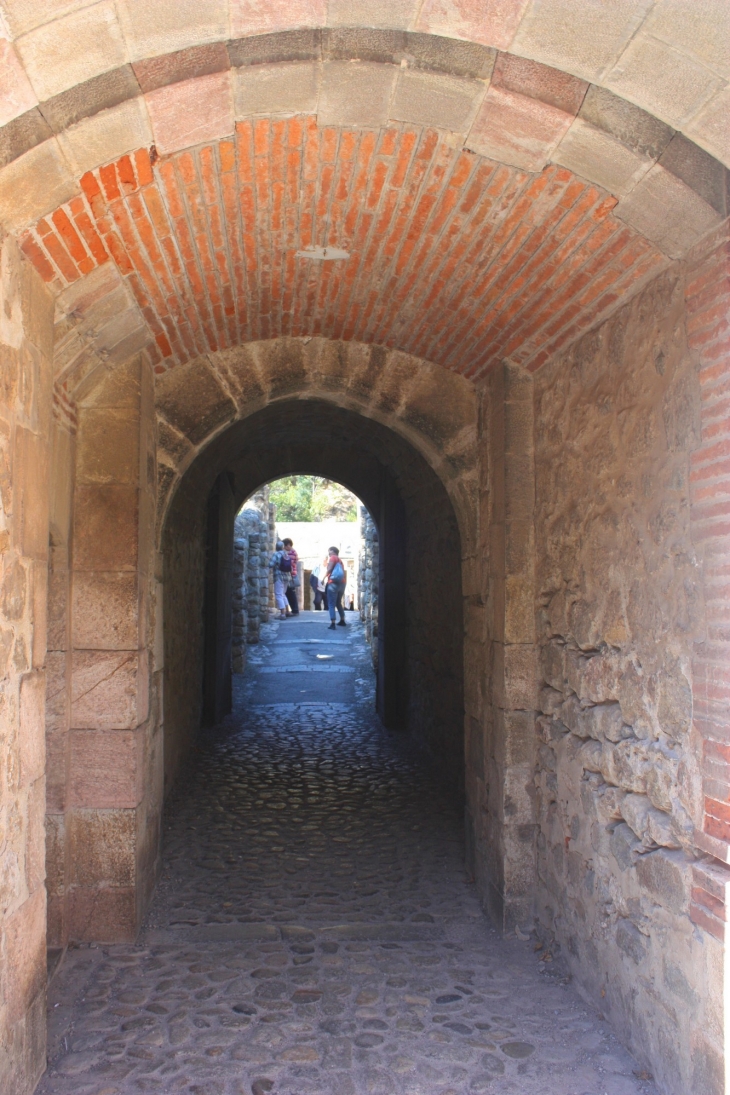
[{"xmin": 40, "ymin": 613, "xmax": 657, "ymax": 1095}]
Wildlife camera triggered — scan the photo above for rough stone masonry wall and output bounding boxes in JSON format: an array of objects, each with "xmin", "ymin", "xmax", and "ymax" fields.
[
  {"xmin": 0, "ymin": 233, "xmax": 53, "ymax": 1095},
  {"xmin": 358, "ymin": 508, "xmax": 378, "ymax": 671},
  {"xmin": 232, "ymin": 499, "xmax": 272, "ymax": 675},
  {"xmin": 533, "ymin": 269, "xmax": 716, "ymax": 1095}
]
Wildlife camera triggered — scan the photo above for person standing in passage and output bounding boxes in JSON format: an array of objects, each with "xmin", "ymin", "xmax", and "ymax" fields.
[
  {"xmin": 311, "ymin": 556, "xmax": 328, "ymax": 611},
  {"xmin": 282, "ymin": 538, "xmax": 300, "ymax": 616},
  {"xmin": 269, "ymin": 540, "xmax": 291, "ymax": 620},
  {"xmin": 309, "ymin": 567, "xmax": 324, "ymax": 610},
  {"xmin": 325, "ymin": 546, "xmax": 347, "ymax": 630}
]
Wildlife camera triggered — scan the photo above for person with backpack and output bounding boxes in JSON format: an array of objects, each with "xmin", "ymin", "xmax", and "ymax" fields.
[
  {"xmin": 325, "ymin": 546, "xmax": 347, "ymax": 630},
  {"xmin": 270, "ymin": 540, "xmax": 292, "ymax": 620}
]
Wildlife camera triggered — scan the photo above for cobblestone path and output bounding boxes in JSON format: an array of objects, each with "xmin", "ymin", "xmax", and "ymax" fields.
[{"xmin": 40, "ymin": 614, "xmax": 657, "ymax": 1095}]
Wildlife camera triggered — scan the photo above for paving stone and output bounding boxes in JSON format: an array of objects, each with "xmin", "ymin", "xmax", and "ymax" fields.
[{"xmin": 39, "ymin": 615, "xmax": 657, "ymax": 1095}]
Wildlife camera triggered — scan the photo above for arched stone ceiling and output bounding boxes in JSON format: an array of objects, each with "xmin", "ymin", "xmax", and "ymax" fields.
[
  {"xmin": 39, "ymin": 120, "xmax": 670, "ymax": 406},
  {"xmin": 0, "ymin": 6, "xmax": 726, "ymax": 411},
  {"xmin": 0, "ymin": 1, "xmax": 728, "ymax": 170}
]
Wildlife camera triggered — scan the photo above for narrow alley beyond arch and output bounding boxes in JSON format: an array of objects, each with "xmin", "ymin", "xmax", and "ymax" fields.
[{"xmin": 41, "ymin": 613, "xmax": 655, "ymax": 1095}]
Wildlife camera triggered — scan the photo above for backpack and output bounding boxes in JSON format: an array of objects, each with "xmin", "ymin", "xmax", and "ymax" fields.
[
  {"xmin": 279, "ymin": 552, "xmax": 293, "ymax": 573},
  {"xmin": 330, "ymin": 559, "xmax": 345, "ymax": 582}
]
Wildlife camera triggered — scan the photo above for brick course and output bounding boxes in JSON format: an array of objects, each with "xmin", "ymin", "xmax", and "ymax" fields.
[
  {"xmin": 19, "ymin": 122, "xmax": 669, "ymax": 392},
  {"xmin": 686, "ymin": 223, "xmax": 730, "ymax": 947},
  {"xmin": 687, "ymin": 224, "xmax": 730, "ymax": 967}
]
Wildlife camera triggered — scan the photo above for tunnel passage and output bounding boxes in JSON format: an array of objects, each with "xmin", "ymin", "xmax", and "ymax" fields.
[
  {"xmin": 162, "ymin": 397, "xmax": 465, "ymax": 802},
  {"xmin": 0, "ymin": 5, "xmax": 728, "ymax": 1091}
]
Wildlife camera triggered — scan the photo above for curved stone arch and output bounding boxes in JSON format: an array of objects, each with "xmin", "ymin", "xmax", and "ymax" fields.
[
  {"xmin": 31, "ymin": 124, "xmax": 677, "ymax": 405},
  {"xmin": 1, "ymin": 47, "xmax": 726, "ymax": 255},
  {"xmin": 0, "ymin": 6, "xmax": 727, "ymax": 190},
  {"xmin": 154, "ymin": 336, "xmax": 479, "ymax": 558}
]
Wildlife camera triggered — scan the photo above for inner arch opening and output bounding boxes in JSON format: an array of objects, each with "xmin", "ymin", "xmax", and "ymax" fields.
[{"xmin": 162, "ymin": 397, "xmax": 465, "ymax": 802}]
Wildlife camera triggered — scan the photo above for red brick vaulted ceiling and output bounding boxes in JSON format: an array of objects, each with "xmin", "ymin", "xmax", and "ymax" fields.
[{"xmin": 21, "ymin": 117, "xmax": 667, "ymax": 382}]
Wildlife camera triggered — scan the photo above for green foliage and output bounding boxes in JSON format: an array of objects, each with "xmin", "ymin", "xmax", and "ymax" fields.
[{"xmin": 268, "ymin": 476, "xmax": 358, "ymax": 522}]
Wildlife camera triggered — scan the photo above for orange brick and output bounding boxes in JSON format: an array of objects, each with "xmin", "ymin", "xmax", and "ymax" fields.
[{"xmin": 19, "ymin": 233, "xmax": 56, "ymax": 283}]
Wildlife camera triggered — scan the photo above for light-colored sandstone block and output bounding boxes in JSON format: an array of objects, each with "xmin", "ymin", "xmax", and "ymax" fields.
[
  {"xmin": 71, "ymin": 650, "xmax": 140, "ymax": 729},
  {"xmin": 67, "ymin": 807, "xmax": 136, "ymax": 886},
  {"xmin": 231, "ymin": 0, "xmax": 326, "ymax": 37},
  {"xmin": 117, "ymin": 0, "xmax": 229, "ymax": 62},
  {"xmin": 68, "ymin": 728, "xmax": 143, "ymax": 807},
  {"xmin": 79, "ymin": 354, "xmax": 142, "ymax": 409},
  {"xmin": 467, "ymin": 84, "xmax": 571, "ymax": 171},
  {"xmin": 0, "ymin": 0, "xmax": 93, "ymax": 37},
  {"xmin": 685, "ymin": 86, "xmax": 730, "ymax": 169},
  {"xmin": 615, "ymin": 162, "xmax": 721, "ymax": 258},
  {"xmin": 156, "ymin": 357, "xmax": 236, "ymax": 444},
  {"xmin": 552, "ymin": 117, "xmax": 653, "ymax": 197},
  {"xmin": 510, "ymin": 0, "xmax": 654, "ymax": 83},
  {"xmin": 19, "ymin": 669, "xmax": 45, "ymax": 787},
  {"xmin": 55, "ymin": 262, "xmax": 124, "ymax": 326},
  {"xmin": 67, "ymin": 883, "xmax": 137, "ymax": 942},
  {"xmin": 25, "ymin": 776, "xmax": 45, "ymax": 894},
  {"xmin": 0, "ymin": 138, "xmax": 77, "ymax": 231},
  {"xmin": 606, "ymin": 31, "xmax": 723, "ymax": 130},
  {"xmin": 318, "ymin": 61, "xmax": 397, "ymax": 127},
  {"xmin": 642, "ymin": 0, "xmax": 730, "ymax": 83},
  {"xmin": 15, "ymin": 1, "xmax": 126, "ymax": 101},
  {"xmin": 73, "ymin": 484, "xmax": 138, "ymax": 570},
  {"xmin": 3, "ymin": 887, "xmax": 45, "ymax": 1022},
  {"xmin": 416, "ymin": 0, "xmax": 529, "ymax": 51},
  {"xmin": 58, "ymin": 98, "xmax": 152, "ymax": 179},
  {"xmin": 13, "ymin": 425, "xmax": 49, "ymax": 560},
  {"xmin": 72, "ymin": 572, "xmax": 139, "ymax": 650},
  {"xmin": 233, "ymin": 63, "xmax": 319, "ymax": 118},
  {"xmin": 0, "ymin": 37, "xmax": 37, "ymax": 126},
  {"xmin": 327, "ymin": 0, "xmax": 419, "ymax": 29},
  {"xmin": 145, "ymin": 71, "xmax": 233, "ymax": 156},
  {"xmin": 76, "ymin": 407, "xmax": 140, "ymax": 486},
  {"xmin": 391, "ymin": 69, "xmax": 483, "ymax": 132}
]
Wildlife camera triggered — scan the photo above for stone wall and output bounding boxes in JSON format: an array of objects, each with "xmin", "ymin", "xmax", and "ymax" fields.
[
  {"xmin": 533, "ymin": 269, "xmax": 714, "ymax": 1095},
  {"xmin": 0, "ymin": 233, "xmax": 53, "ymax": 1095},
  {"xmin": 232, "ymin": 494, "xmax": 273, "ymax": 675},
  {"xmin": 465, "ymin": 362, "xmax": 537, "ymax": 933},
  {"xmin": 358, "ymin": 507, "xmax": 378, "ymax": 671},
  {"xmin": 46, "ymin": 353, "xmax": 161, "ymax": 948}
]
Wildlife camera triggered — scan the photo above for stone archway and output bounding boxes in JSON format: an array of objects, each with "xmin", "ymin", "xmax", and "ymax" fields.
[
  {"xmin": 0, "ymin": 6, "xmax": 727, "ymax": 1091},
  {"xmin": 156, "ymin": 339, "xmax": 478, "ymax": 789}
]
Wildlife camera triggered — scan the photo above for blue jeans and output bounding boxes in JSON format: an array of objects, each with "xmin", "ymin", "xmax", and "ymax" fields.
[{"xmin": 327, "ymin": 582, "xmax": 345, "ymax": 622}]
